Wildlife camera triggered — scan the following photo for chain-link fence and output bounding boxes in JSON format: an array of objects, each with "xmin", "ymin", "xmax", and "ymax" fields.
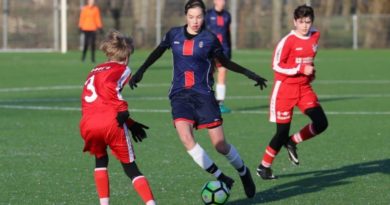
[{"xmin": 1, "ymin": 0, "xmax": 389, "ymax": 51}]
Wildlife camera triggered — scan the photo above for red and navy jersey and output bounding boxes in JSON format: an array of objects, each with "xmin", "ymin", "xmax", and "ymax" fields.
[
  {"xmin": 160, "ymin": 26, "xmax": 223, "ymax": 97},
  {"xmin": 272, "ymin": 29, "xmax": 320, "ymax": 84},
  {"xmin": 205, "ymin": 9, "xmax": 231, "ymax": 58},
  {"xmin": 81, "ymin": 62, "xmax": 131, "ymax": 116}
]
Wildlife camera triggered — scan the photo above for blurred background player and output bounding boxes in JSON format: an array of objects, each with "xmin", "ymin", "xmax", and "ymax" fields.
[
  {"xmin": 79, "ymin": 0, "xmax": 103, "ymax": 63},
  {"xmin": 79, "ymin": 31, "xmax": 156, "ymax": 205},
  {"xmin": 129, "ymin": 0, "xmax": 267, "ymax": 198},
  {"xmin": 205, "ymin": 0, "xmax": 232, "ymax": 113},
  {"xmin": 257, "ymin": 5, "xmax": 328, "ymax": 180}
]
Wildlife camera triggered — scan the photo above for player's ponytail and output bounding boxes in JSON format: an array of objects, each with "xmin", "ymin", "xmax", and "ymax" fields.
[
  {"xmin": 100, "ymin": 30, "xmax": 134, "ymax": 62},
  {"xmin": 184, "ymin": 0, "xmax": 206, "ymax": 15}
]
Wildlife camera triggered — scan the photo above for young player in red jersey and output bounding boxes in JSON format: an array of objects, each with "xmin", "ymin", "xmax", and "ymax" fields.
[
  {"xmin": 79, "ymin": 31, "xmax": 156, "ymax": 205},
  {"xmin": 129, "ymin": 0, "xmax": 267, "ymax": 198},
  {"xmin": 257, "ymin": 5, "xmax": 328, "ymax": 179}
]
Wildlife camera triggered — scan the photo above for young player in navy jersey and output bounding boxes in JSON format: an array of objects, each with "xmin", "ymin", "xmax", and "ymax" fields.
[
  {"xmin": 205, "ymin": 0, "xmax": 232, "ymax": 113},
  {"xmin": 129, "ymin": 0, "xmax": 267, "ymax": 198}
]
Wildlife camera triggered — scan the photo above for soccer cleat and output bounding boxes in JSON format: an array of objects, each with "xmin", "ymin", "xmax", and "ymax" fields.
[
  {"xmin": 217, "ymin": 174, "xmax": 235, "ymax": 190},
  {"xmin": 239, "ymin": 167, "xmax": 256, "ymax": 198},
  {"xmin": 285, "ymin": 139, "xmax": 299, "ymax": 166},
  {"xmin": 219, "ymin": 104, "xmax": 231, "ymax": 113},
  {"xmin": 256, "ymin": 165, "xmax": 278, "ymax": 180}
]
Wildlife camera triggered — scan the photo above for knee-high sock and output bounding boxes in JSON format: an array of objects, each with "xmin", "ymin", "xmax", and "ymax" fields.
[
  {"xmin": 224, "ymin": 144, "xmax": 246, "ymax": 176},
  {"xmin": 94, "ymin": 168, "xmax": 110, "ymax": 205},
  {"xmin": 188, "ymin": 143, "xmax": 222, "ymax": 178},
  {"xmin": 291, "ymin": 124, "xmax": 316, "ymax": 144},
  {"xmin": 261, "ymin": 146, "xmax": 278, "ymax": 168},
  {"xmin": 216, "ymin": 84, "xmax": 226, "ymax": 102},
  {"xmin": 132, "ymin": 176, "xmax": 156, "ymax": 205}
]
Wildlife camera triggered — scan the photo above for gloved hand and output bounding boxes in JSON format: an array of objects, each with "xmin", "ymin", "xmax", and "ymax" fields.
[
  {"xmin": 129, "ymin": 68, "xmax": 146, "ymax": 89},
  {"xmin": 245, "ymin": 71, "xmax": 267, "ymax": 90},
  {"xmin": 116, "ymin": 111, "xmax": 129, "ymax": 127},
  {"xmin": 129, "ymin": 122, "xmax": 149, "ymax": 143}
]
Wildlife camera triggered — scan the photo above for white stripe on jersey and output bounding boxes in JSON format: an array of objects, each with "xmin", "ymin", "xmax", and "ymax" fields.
[
  {"xmin": 124, "ymin": 124, "xmax": 136, "ymax": 162},
  {"xmin": 269, "ymin": 80, "xmax": 282, "ymax": 122},
  {"xmin": 116, "ymin": 66, "xmax": 131, "ymax": 101},
  {"xmin": 272, "ymin": 32, "xmax": 300, "ymax": 75}
]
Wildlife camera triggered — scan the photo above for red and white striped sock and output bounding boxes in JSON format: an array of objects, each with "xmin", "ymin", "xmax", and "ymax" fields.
[
  {"xmin": 291, "ymin": 124, "xmax": 317, "ymax": 144},
  {"xmin": 132, "ymin": 176, "xmax": 156, "ymax": 205},
  {"xmin": 94, "ymin": 168, "xmax": 110, "ymax": 205},
  {"xmin": 261, "ymin": 146, "xmax": 278, "ymax": 168}
]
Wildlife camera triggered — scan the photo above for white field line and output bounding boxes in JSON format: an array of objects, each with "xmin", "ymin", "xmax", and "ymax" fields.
[
  {"xmin": 1, "ymin": 80, "xmax": 390, "ymax": 92},
  {"xmin": 0, "ymin": 104, "xmax": 389, "ymax": 115},
  {"xmin": 0, "ymin": 93, "xmax": 389, "ymax": 104}
]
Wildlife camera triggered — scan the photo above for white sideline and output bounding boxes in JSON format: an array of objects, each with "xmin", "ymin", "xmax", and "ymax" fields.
[
  {"xmin": 1, "ymin": 80, "xmax": 390, "ymax": 92},
  {"xmin": 0, "ymin": 93, "xmax": 389, "ymax": 104},
  {"xmin": 0, "ymin": 104, "xmax": 389, "ymax": 115}
]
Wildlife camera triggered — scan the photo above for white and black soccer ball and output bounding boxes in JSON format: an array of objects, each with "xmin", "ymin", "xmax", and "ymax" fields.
[{"xmin": 201, "ymin": 180, "xmax": 230, "ymax": 205}]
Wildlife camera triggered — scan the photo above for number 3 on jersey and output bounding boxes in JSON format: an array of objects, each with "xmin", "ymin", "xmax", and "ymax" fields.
[{"xmin": 84, "ymin": 75, "xmax": 98, "ymax": 103}]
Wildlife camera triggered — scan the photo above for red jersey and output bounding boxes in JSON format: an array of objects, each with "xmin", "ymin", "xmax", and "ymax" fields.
[
  {"xmin": 81, "ymin": 62, "xmax": 131, "ymax": 116},
  {"xmin": 271, "ymin": 29, "xmax": 320, "ymax": 84}
]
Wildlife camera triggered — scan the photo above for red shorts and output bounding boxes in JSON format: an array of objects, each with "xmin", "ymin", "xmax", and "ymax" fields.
[
  {"xmin": 79, "ymin": 112, "xmax": 135, "ymax": 163},
  {"xmin": 269, "ymin": 80, "xmax": 320, "ymax": 123}
]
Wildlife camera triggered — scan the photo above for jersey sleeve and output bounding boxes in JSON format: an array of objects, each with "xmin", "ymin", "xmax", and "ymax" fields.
[
  {"xmin": 159, "ymin": 29, "xmax": 172, "ymax": 49},
  {"xmin": 78, "ymin": 7, "xmax": 85, "ymax": 28},
  {"xmin": 94, "ymin": 7, "xmax": 103, "ymax": 29},
  {"xmin": 105, "ymin": 66, "xmax": 131, "ymax": 112},
  {"xmin": 272, "ymin": 36, "xmax": 303, "ymax": 76}
]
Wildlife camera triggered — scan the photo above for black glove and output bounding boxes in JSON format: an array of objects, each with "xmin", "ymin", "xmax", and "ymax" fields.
[
  {"xmin": 129, "ymin": 122, "xmax": 149, "ymax": 143},
  {"xmin": 129, "ymin": 68, "xmax": 146, "ymax": 89},
  {"xmin": 245, "ymin": 71, "xmax": 267, "ymax": 90},
  {"xmin": 99, "ymin": 28, "xmax": 105, "ymax": 35},
  {"xmin": 116, "ymin": 111, "xmax": 129, "ymax": 127},
  {"xmin": 79, "ymin": 28, "xmax": 83, "ymax": 34}
]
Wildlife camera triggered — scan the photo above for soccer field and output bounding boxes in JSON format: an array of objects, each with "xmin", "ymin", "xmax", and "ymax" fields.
[{"xmin": 0, "ymin": 49, "xmax": 389, "ymax": 205}]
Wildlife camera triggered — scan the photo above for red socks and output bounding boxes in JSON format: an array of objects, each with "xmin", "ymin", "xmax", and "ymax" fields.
[
  {"xmin": 261, "ymin": 146, "xmax": 278, "ymax": 168},
  {"xmin": 133, "ymin": 176, "xmax": 155, "ymax": 205},
  {"xmin": 94, "ymin": 168, "xmax": 110, "ymax": 205},
  {"xmin": 291, "ymin": 124, "xmax": 316, "ymax": 144}
]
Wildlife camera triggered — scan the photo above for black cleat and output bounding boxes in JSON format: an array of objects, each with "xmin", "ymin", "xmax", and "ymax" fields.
[
  {"xmin": 285, "ymin": 139, "xmax": 299, "ymax": 166},
  {"xmin": 218, "ymin": 174, "xmax": 235, "ymax": 190},
  {"xmin": 256, "ymin": 165, "xmax": 278, "ymax": 180},
  {"xmin": 239, "ymin": 167, "xmax": 256, "ymax": 198}
]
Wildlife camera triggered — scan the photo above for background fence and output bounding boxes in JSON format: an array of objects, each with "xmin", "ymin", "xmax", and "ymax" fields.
[{"xmin": 0, "ymin": 0, "xmax": 390, "ymax": 51}]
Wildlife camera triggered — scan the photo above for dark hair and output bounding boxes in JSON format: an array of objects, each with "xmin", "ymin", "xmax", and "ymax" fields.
[
  {"xmin": 184, "ymin": 0, "xmax": 206, "ymax": 15},
  {"xmin": 294, "ymin": 4, "xmax": 314, "ymax": 21}
]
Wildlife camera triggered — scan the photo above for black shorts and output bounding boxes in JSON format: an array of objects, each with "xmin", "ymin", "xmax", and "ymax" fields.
[{"xmin": 170, "ymin": 90, "xmax": 223, "ymax": 129}]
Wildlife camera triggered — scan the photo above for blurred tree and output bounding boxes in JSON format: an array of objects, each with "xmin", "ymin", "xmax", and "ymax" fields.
[
  {"xmin": 272, "ymin": 0, "xmax": 282, "ymax": 45},
  {"xmin": 363, "ymin": 0, "xmax": 390, "ymax": 48},
  {"xmin": 132, "ymin": 0, "xmax": 149, "ymax": 47},
  {"xmin": 109, "ymin": 0, "xmax": 124, "ymax": 31}
]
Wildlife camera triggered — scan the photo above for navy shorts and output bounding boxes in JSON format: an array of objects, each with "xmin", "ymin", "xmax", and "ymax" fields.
[{"xmin": 170, "ymin": 90, "xmax": 223, "ymax": 129}]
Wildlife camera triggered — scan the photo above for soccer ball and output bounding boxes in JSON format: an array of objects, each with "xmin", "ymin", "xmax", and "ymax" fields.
[{"xmin": 201, "ymin": 180, "xmax": 230, "ymax": 205}]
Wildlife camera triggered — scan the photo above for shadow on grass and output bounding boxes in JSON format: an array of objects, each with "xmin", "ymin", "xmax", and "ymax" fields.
[
  {"xmin": 232, "ymin": 96, "xmax": 361, "ymax": 112},
  {"xmin": 228, "ymin": 159, "xmax": 390, "ymax": 204}
]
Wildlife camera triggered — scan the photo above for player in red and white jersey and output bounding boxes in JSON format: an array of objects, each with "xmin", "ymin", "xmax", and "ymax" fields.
[
  {"xmin": 257, "ymin": 5, "xmax": 328, "ymax": 180},
  {"xmin": 80, "ymin": 31, "xmax": 156, "ymax": 205}
]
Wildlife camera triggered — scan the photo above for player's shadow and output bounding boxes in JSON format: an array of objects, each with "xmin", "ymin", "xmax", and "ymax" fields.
[
  {"xmin": 227, "ymin": 159, "xmax": 390, "ymax": 204},
  {"xmin": 319, "ymin": 96, "xmax": 360, "ymax": 103}
]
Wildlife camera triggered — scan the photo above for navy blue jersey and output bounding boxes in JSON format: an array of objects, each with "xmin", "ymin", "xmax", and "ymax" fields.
[
  {"xmin": 205, "ymin": 8, "xmax": 231, "ymax": 58},
  {"xmin": 159, "ymin": 26, "xmax": 223, "ymax": 98}
]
